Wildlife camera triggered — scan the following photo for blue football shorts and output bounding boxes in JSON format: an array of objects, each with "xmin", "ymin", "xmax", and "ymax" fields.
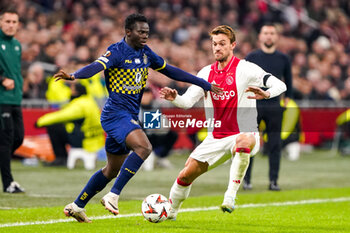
[{"xmin": 101, "ymin": 111, "xmax": 141, "ymax": 155}]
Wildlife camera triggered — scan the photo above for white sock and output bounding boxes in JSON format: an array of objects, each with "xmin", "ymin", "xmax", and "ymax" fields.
[
  {"xmin": 224, "ymin": 148, "xmax": 251, "ymax": 199},
  {"xmin": 142, "ymin": 151, "xmax": 155, "ymax": 171},
  {"xmin": 169, "ymin": 178, "xmax": 192, "ymax": 211}
]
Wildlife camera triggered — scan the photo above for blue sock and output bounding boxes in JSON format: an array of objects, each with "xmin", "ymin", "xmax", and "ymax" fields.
[
  {"xmin": 74, "ymin": 169, "xmax": 110, "ymax": 208},
  {"xmin": 111, "ymin": 152, "xmax": 144, "ymax": 195}
]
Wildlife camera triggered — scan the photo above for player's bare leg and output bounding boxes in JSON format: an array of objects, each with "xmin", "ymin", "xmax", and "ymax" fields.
[
  {"xmin": 168, "ymin": 157, "xmax": 208, "ymax": 220},
  {"xmin": 221, "ymin": 133, "xmax": 256, "ymax": 213},
  {"xmin": 100, "ymin": 152, "xmax": 128, "ymax": 215}
]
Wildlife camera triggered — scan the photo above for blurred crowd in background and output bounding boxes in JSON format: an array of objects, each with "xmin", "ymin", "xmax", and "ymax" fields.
[{"xmin": 1, "ymin": 0, "xmax": 350, "ymax": 103}]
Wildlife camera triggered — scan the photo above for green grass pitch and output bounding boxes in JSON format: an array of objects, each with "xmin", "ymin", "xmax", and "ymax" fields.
[{"xmin": 0, "ymin": 149, "xmax": 349, "ymax": 232}]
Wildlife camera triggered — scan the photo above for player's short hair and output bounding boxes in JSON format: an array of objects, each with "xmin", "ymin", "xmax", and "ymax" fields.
[
  {"xmin": 125, "ymin": 13, "xmax": 148, "ymax": 30},
  {"xmin": 0, "ymin": 6, "xmax": 18, "ymax": 18},
  {"xmin": 209, "ymin": 25, "xmax": 236, "ymax": 43}
]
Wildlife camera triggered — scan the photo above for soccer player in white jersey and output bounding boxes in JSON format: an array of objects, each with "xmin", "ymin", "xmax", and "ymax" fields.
[{"xmin": 159, "ymin": 25, "xmax": 287, "ymax": 219}]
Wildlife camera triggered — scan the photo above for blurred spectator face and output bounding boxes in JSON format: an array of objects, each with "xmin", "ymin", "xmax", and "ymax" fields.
[
  {"xmin": 306, "ymin": 69, "xmax": 322, "ymax": 84},
  {"xmin": 0, "ymin": 12, "xmax": 19, "ymax": 37},
  {"xmin": 259, "ymin": 25, "xmax": 278, "ymax": 49},
  {"xmin": 211, "ymin": 34, "xmax": 235, "ymax": 62},
  {"xmin": 344, "ymin": 78, "xmax": 350, "ymax": 92},
  {"xmin": 27, "ymin": 63, "xmax": 44, "ymax": 84},
  {"xmin": 330, "ymin": 65, "xmax": 341, "ymax": 80},
  {"xmin": 307, "ymin": 54, "xmax": 320, "ymax": 69},
  {"xmin": 55, "ymin": 53, "xmax": 69, "ymax": 68},
  {"xmin": 294, "ymin": 52, "xmax": 307, "ymax": 67},
  {"xmin": 76, "ymin": 46, "xmax": 91, "ymax": 63},
  {"xmin": 315, "ymin": 78, "xmax": 331, "ymax": 95}
]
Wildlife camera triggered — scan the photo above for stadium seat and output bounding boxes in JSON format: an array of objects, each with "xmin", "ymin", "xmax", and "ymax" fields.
[{"xmin": 67, "ymin": 148, "xmax": 97, "ymax": 170}]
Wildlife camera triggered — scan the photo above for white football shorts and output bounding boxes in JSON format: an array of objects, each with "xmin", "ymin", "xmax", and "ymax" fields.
[{"xmin": 190, "ymin": 132, "xmax": 260, "ymax": 170}]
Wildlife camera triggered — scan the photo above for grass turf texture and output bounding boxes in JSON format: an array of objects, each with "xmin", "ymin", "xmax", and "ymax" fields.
[{"xmin": 0, "ymin": 149, "xmax": 349, "ymax": 232}]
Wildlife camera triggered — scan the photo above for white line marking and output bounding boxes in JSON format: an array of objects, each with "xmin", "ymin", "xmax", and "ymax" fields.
[
  {"xmin": 0, "ymin": 197, "xmax": 349, "ymax": 228},
  {"xmin": 25, "ymin": 194, "xmax": 74, "ymax": 198}
]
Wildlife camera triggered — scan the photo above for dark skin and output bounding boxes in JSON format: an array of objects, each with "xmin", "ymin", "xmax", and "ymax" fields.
[{"xmin": 53, "ymin": 21, "xmax": 223, "ymax": 179}]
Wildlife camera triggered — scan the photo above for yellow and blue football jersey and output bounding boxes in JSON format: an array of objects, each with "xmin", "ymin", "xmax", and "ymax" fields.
[{"xmin": 96, "ymin": 38, "xmax": 166, "ymax": 115}]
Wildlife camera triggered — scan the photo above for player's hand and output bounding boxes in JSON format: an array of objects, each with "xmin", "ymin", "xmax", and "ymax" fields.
[
  {"xmin": 53, "ymin": 70, "xmax": 75, "ymax": 82},
  {"xmin": 1, "ymin": 78, "xmax": 15, "ymax": 90},
  {"xmin": 205, "ymin": 83, "xmax": 223, "ymax": 98},
  {"xmin": 159, "ymin": 87, "xmax": 178, "ymax": 101},
  {"xmin": 210, "ymin": 83, "xmax": 223, "ymax": 95},
  {"xmin": 245, "ymin": 86, "xmax": 270, "ymax": 100}
]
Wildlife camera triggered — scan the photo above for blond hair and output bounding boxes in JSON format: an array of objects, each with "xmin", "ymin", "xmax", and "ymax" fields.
[{"xmin": 209, "ymin": 25, "xmax": 236, "ymax": 43}]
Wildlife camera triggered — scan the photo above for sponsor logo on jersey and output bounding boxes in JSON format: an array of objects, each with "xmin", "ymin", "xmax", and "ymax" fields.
[
  {"xmin": 123, "ymin": 84, "xmax": 142, "ymax": 90},
  {"xmin": 212, "ymin": 90, "xmax": 235, "ymax": 100},
  {"xmin": 124, "ymin": 59, "xmax": 132, "ymax": 63}
]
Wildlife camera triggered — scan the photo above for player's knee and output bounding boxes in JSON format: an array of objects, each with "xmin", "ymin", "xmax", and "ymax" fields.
[
  {"xmin": 177, "ymin": 174, "xmax": 192, "ymax": 185},
  {"xmin": 236, "ymin": 134, "xmax": 255, "ymax": 150},
  {"xmin": 134, "ymin": 143, "xmax": 152, "ymax": 159}
]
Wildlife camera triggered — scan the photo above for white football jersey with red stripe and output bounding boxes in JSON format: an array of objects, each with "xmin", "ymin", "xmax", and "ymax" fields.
[{"xmin": 172, "ymin": 56, "xmax": 286, "ymax": 139}]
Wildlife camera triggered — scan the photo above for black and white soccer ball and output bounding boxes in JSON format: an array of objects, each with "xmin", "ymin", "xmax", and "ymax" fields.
[{"xmin": 141, "ymin": 194, "xmax": 171, "ymax": 223}]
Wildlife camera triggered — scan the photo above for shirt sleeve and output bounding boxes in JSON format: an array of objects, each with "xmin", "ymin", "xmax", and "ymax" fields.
[
  {"xmin": 239, "ymin": 60, "xmax": 286, "ymax": 99},
  {"xmin": 95, "ymin": 45, "xmax": 122, "ymax": 70},
  {"xmin": 145, "ymin": 46, "xmax": 166, "ymax": 71}
]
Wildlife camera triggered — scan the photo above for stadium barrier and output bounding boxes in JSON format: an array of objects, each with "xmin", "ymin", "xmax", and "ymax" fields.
[{"xmin": 20, "ymin": 106, "xmax": 347, "ymax": 154}]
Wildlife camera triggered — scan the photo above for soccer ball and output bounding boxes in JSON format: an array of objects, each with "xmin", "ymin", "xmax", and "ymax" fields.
[{"xmin": 141, "ymin": 194, "xmax": 171, "ymax": 223}]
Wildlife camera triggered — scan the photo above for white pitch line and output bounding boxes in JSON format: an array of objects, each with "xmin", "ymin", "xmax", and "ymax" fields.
[
  {"xmin": 0, "ymin": 197, "xmax": 349, "ymax": 228},
  {"xmin": 25, "ymin": 194, "xmax": 74, "ymax": 198}
]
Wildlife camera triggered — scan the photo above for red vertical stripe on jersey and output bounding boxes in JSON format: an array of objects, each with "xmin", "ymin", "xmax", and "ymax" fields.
[{"xmin": 208, "ymin": 57, "xmax": 240, "ymax": 139}]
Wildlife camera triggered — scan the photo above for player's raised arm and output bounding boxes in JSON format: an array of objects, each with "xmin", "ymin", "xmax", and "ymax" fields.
[
  {"xmin": 157, "ymin": 64, "xmax": 223, "ymax": 95},
  {"xmin": 54, "ymin": 61, "xmax": 105, "ymax": 82}
]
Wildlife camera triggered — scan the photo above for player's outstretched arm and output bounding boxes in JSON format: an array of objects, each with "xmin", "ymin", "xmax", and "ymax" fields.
[
  {"xmin": 53, "ymin": 70, "xmax": 75, "ymax": 81},
  {"xmin": 158, "ymin": 64, "xmax": 223, "ymax": 95},
  {"xmin": 159, "ymin": 85, "xmax": 204, "ymax": 109},
  {"xmin": 54, "ymin": 61, "xmax": 105, "ymax": 82}
]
